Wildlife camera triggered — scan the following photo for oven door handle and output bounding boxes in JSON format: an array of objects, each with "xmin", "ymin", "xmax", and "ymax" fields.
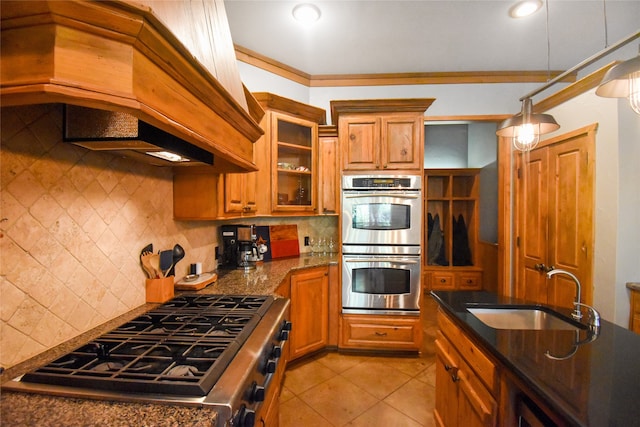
[
  {"xmin": 344, "ymin": 258, "xmax": 419, "ymax": 264},
  {"xmin": 343, "ymin": 193, "xmax": 420, "ymax": 199}
]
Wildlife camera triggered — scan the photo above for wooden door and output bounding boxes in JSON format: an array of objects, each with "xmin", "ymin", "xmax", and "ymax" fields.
[
  {"xmin": 381, "ymin": 114, "xmax": 423, "ymax": 170},
  {"xmin": 515, "ymin": 125, "xmax": 595, "ymax": 308},
  {"xmin": 546, "ymin": 135, "xmax": 594, "ymax": 308},
  {"xmin": 224, "ymin": 172, "xmax": 256, "ymax": 214},
  {"xmin": 289, "ymin": 267, "xmax": 329, "ymax": 360},
  {"xmin": 516, "ymin": 148, "xmax": 549, "ymax": 303},
  {"xmin": 339, "ymin": 116, "xmax": 380, "ymax": 170}
]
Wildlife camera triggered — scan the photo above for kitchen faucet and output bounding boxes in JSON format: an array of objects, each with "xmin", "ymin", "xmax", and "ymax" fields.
[
  {"xmin": 546, "ymin": 269, "xmax": 583, "ymax": 320},
  {"xmin": 546, "ymin": 269, "xmax": 600, "ymax": 334}
]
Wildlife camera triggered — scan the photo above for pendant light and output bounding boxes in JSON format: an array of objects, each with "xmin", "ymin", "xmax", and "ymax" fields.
[
  {"xmin": 496, "ymin": 98, "xmax": 560, "ymax": 151},
  {"xmin": 497, "ymin": 0, "xmax": 560, "ymax": 151},
  {"xmin": 595, "ymin": 53, "xmax": 640, "ymax": 114}
]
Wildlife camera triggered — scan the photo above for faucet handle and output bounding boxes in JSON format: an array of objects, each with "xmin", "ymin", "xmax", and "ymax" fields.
[{"xmin": 575, "ymin": 302, "xmax": 601, "ymax": 333}]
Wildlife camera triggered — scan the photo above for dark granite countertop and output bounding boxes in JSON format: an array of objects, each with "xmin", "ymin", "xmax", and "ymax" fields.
[
  {"xmin": 431, "ymin": 290, "xmax": 640, "ymax": 427},
  {"xmin": 0, "ymin": 255, "xmax": 337, "ymax": 427}
]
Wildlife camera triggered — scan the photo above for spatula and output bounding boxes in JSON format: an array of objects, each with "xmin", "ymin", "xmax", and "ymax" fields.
[{"xmin": 159, "ymin": 250, "xmax": 174, "ymax": 277}]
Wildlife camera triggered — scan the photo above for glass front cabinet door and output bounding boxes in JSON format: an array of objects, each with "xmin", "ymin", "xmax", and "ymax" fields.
[{"xmin": 271, "ymin": 112, "xmax": 318, "ymax": 213}]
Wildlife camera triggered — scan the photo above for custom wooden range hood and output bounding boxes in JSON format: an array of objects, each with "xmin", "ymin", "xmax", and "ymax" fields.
[{"xmin": 1, "ymin": 0, "xmax": 263, "ymax": 171}]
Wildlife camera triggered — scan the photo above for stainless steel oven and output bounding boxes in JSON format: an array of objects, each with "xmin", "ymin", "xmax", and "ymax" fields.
[
  {"xmin": 342, "ymin": 252, "xmax": 421, "ymax": 314},
  {"xmin": 341, "ymin": 174, "xmax": 422, "ymax": 249}
]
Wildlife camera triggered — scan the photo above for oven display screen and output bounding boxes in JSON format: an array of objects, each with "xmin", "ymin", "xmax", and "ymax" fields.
[
  {"xmin": 352, "ymin": 268, "xmax": 410, "ymax": 294},
  {"xmin": 352, "ymin": 203, "xmax": 410, "ymax": 230}
]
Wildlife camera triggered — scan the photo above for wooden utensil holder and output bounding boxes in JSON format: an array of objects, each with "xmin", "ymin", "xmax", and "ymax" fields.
[{"xmin": 145, "ymin": 276, "xmax": 174, "ymax": 303}]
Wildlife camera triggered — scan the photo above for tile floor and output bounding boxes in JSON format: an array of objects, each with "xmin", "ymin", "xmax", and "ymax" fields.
[{"xmin": 279, "ymin": 297, "xmax": 439, "ymax": 427}]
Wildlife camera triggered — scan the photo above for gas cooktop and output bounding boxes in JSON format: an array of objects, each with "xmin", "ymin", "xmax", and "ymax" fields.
[{"xmin": 20, "ymin": 294, "xmax": 275, "ymax": 396}]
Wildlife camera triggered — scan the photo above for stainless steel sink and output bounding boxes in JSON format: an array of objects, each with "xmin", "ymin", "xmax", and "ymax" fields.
[{"xmin": 467, "ymin": 306, "xmax": 583, "ymax": 330}]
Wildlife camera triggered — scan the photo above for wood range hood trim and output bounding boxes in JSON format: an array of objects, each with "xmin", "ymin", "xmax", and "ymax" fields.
[{"xmin": 0, "ymin": 0, "xmax": 263, "ymax": 172}]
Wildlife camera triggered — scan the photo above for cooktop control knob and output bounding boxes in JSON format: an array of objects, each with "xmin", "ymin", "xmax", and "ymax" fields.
[
  {"xmin": 279, "ymin": 321, "xmax": 292, "ymax": 341},
  {"xmin": 237, "ymin": 405, "xmax": 255, "ymax": 427},
  {"xmin": 251, "ymin": 382, "xmax": 265, "ymax": 402},
  {"xmin": 272, "ymin": 345, "xmax": 282, "ymax": 358},
  {"xmin": 265, "ymin": 358, "xmax": 277, "ymax": 374}
]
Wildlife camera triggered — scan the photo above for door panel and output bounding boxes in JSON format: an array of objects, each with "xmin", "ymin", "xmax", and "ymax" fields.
[
  {"xmin": 516, "ymin": 149, "xmax": 548, "ymax": 303},
  {"xmin": 514, "ymin": 126, "xmax": 595, "ymax": 308}
]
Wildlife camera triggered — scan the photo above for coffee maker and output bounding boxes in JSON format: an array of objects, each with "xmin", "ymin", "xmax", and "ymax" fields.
[{"xmin": 220, "ymin": 225, "xmax": 260, "ymax": 270}]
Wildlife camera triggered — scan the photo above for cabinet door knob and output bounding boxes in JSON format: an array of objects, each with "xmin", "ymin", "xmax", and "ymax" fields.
[{"xmin": 440, "ymin": 278, "xmax": 447, "ymax": 283}]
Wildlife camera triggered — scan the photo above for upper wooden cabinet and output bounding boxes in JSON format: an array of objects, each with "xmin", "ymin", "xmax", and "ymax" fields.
[
  {"xmin": 331, "ymin": 99, "xmax": 434, "ymax": 172},
  {"xmin": 318, "ymin": 125, "xmax": 339, "ymax": 215},
  {"xmin": 253, "ymin": 93, "xmax": 326, "ymax": 215}
]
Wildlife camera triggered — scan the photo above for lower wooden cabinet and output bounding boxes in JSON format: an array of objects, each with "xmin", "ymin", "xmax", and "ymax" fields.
[
  {"xmin": 427, "ymin": 269, "xmax": 483, "ymax": 291},
  {"xmin": 629, "ymin": 286, "xmax": 640, "ymax": 334},
  {"xmin": 339, "ymin": 314, "xmax": 422, "ymax": 351},
  {"xmin": 289, "ymin": 267, "xmax": 330, "ymax": 360},
  {"xmin": 435, "ymin": 309, "xmax": 498, "ymax": 427}
]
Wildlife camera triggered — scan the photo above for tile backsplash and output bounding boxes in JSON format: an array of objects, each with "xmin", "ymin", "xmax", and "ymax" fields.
[{"xmin": 0, "ymin": 104, "xmax": 337, "ymax": 369}]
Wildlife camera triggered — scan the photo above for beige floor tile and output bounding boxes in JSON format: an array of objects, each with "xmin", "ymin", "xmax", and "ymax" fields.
[
  {"xmin": 315, "ymin": 351, "xmax": 372, "ymax": 374},
  {"xmin": 345, "ymin": 401, "xmax": 423, "ymax": 427},
  {"xmin": 370, "ymin": 354, "xmax": 433, "ymax": 378},
  {"xmin": 415, "ymin": 361, "xmax": 436, "ymax": 387},
  {"xmin": 299, "ymin": 375, "xmax": 379, "ymax": 426},
  {"xmin": 279, "ymin": 395, "xmax": 332, "ymax": 427},
  {"xmin": 280, "ymin": 385, "xmax": 295, "ymax": 403},
  {"xmin": 284, "ymin": 359, "xmax": 337, "ymax": 395},
  {"xmin": 384, "ymin": 378, "xmax": 436, "ymax": 425},
  {"xmin": 340, "ymin": 359, "xmax": 411, "ymax": 400}
]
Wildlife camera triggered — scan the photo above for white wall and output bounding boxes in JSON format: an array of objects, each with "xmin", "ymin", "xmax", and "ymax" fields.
[{"xmin": 238, "ymin": 62, "xmax": 547, "ymax": 118}]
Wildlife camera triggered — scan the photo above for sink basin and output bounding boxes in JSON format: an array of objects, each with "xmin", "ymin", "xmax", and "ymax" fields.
[{"xmin": 467, "ymin": 306, "xmax": 583, "ymax": 331}]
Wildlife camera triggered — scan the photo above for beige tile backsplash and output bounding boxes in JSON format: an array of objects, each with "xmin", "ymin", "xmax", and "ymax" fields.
[{"xmin": 0, "ymin": 104, "xmax": 337, "ymax": 369}]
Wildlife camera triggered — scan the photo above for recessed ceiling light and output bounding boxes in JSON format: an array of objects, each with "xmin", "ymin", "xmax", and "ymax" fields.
[
  {"xmin": 509, "ymin": 0, "xmax": 543, "ymax": 18},
  {"xmin": 292, "ymin": 4, "xmax": 321, "ymax": 24}
]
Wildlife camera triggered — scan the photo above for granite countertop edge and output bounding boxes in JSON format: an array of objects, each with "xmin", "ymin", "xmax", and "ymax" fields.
[{"xmin": 0, "ymin": 255, "xmax": 337, "ymax": 426}]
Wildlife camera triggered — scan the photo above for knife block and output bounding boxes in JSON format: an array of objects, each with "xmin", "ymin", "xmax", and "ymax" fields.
[{"xmin": 145, "ymin": 276, "xmax": 174, "ymax": 303}]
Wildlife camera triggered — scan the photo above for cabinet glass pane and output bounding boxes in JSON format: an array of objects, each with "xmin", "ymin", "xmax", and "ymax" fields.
[
  {"xmin": 277, "ymin": 119, "xmax": 312, "ymax": 148},
  {"xmin": 277, "ymin": 172, "xmax": 312, "ymax": 206}
]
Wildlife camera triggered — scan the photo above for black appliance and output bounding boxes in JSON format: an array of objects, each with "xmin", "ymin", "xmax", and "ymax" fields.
[
  {"xmin": 4, "ymin": 294, "xmax": 292, "ymax": 427},
  {"xmin": 220, "ymin": 224, "xmax": 260, "ymax": 270}
]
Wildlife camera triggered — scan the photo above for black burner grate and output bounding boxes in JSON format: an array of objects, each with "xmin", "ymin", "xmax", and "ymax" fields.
[{"xmin": 22, "ymin": 294, "xmax": 275, "ymax": 396}]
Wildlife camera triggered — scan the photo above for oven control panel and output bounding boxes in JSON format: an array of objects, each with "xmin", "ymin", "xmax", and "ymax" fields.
[{"xmin": 342, "ymin": 174, "xmax": 421, "ymax": 190}]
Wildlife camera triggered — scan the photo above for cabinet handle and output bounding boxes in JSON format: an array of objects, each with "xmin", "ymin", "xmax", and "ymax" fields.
[
  {"xmin": 440, "ymin": 278, "xmax": 447, "ymax": 283},
  {"xmin": 375, "ymin": 331, "xmax": 388, "ymax": 336},
  {"xmin": 444, "ymin": 364, "xmax": 460, "ymax": 382},
  {"xmin": 383, "ymin": 164, "xmax": 388, "ymax": 168}
]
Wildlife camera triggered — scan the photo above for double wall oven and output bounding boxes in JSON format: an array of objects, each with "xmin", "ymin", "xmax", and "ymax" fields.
[{"xmin": 341, "ymin": 175, "xmax": 422, "ymax": 315}]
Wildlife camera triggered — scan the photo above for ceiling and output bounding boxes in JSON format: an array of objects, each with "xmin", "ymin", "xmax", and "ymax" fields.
[{"xmin": 224, "ymin": 1, "xmax": 640, "ymax": 77}]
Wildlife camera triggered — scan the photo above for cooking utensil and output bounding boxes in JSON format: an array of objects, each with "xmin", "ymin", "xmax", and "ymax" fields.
[
  {"xmin": 159, "ymin": 250, "xmax": 173, "ymax": 276},
  {"xmin": 139, "ymin": 244, "xmax": 154, "ymax": 278},
  {"xmin": 140, "ymin": 251, "xmax": 158, "ymax": 279},
  {"xmin": 168, "ymin": 244, "xmax": 185, "ymax": 277},
  {"xmin": 149, "ymin": 253, "xmax": 161, "ymax": 279}
]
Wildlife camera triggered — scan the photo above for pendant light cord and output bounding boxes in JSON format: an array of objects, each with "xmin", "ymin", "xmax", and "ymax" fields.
[
  {"xmin": 545, "ymin": 0, "xmax": 551, "ymax": 82},
  {"xmin": 602, "ymin": 0, "xmax": 609, "ymax": 48}
]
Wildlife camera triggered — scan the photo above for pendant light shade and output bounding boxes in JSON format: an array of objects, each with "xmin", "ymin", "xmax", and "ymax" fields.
[
  {"xmin": 496, "ymin": 98, "xmax": 560, "ymax": 151},
  {"xmin": 596, "ymin": 55, "xmax": 640, "ymax": 114}
]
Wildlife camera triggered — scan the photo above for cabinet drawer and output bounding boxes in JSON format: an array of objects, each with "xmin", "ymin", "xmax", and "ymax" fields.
[
  {"xmin": 431, "ymin": 273, "xmax": 455, "ymax": 290},
  {"xmin": 458, "ymin": 272, "xmax": 482, "ymax": 290},
  {"xmin": 340, "ymin": 314, "xmax": 421, "ymax": 351},
  {"xmin": 438, "ymin": 309, "xmax": 498, "ymax": 394}
]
